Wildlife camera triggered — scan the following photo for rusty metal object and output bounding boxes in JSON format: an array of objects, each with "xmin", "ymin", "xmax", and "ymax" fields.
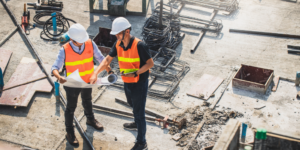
[{"xmin": 232, "ymin": 64, "xmax": 274, "ymax": 94}]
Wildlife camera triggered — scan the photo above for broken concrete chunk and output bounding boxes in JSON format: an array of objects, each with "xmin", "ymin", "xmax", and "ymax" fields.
[
  {"xmin": 181, "ymin": 129, "xmax": 190, "ymax": 135},
  {"xmin": 172, "ymin": 133, "xmax": 183, "ymax": 141}
]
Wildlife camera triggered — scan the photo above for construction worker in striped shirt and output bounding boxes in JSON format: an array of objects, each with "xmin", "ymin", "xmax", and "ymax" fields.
[
  {"xmin": 90, "ymin": 17, "xmax": 154, "ymax": 150},
  {"xmin": 51, "ymin": 23, "xmax": 112, "ymax": 147}
]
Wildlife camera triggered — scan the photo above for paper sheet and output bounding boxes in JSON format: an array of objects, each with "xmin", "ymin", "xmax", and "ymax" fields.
[{"xmin": 63, "ymin": 70, "xmax": 118, "ymax": 88}]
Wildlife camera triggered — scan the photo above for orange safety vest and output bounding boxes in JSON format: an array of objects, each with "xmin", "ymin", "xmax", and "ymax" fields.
[
  {"xmin": 116, "ymin": 38, "xmax": 141, "ymax": 83},
  {"xmin": 64, "ymin": 39, "xmax": 94, "ymax": 83}
]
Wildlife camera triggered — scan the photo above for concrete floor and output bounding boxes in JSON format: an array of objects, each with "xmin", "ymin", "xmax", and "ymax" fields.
[{"xmin": 1, "ymin": 0, "xmax": 300, "ymax": 149}]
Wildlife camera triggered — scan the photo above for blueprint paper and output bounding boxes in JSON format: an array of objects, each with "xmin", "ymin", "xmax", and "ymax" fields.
[{"xmin": 63, "ymin": 70, "xmax": 118, "ymax": 88}]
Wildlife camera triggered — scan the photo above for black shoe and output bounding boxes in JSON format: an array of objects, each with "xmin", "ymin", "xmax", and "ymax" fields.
[
  {"xmin": 123, "ymin": 122, "xmax": 137, "ymax": 130},
  {"xmin": 66, "ymin": 132, "xmax": 79, "ymax": 147},
  {"xmin": 131, "ymin": 142, "xmax": 148, "ymax": 150}
]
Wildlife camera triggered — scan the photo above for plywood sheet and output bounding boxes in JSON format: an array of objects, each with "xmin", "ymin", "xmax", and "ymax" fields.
[
  {"xmin": 3, "ymin": 57, "xmax": 46, "ymax": 90},
  {"xmin": 0, "ymin": 49, "xmax": 13, "ymax": 74},
  {"xmin": 272, "ymin": 75, "xmax": 280, "ymax": 92},
  {"xmin": 187, "ymin": 74, "xmax": 223, "ymax": 100},
  {"xmin": 0, "ymin": 78, "xmax": 52, "ymax": 107},
  {"xmin": 0, "ymin": 57, "xmax": 54, "ymax": 107}
]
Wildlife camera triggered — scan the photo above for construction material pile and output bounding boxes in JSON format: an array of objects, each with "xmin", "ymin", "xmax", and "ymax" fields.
[
  {"xmin": 169, "ymin": 102, "xmax": 244, "ymax": 149},
  {"xmin": 142, "ymin": 2, "xmax": 183, "ymax": 50}
]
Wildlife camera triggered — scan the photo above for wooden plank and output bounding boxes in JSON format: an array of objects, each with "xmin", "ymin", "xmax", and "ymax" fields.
[
  {"xmin": 272, "ymin": 75, "xmax": 280, "ymax": 92},
  {"xmin": 3, "ymin": 57, "xmax": 46, "ymax": 90},
  {"xmin": 187, "ymin": 74, "xmax": 223, "ymax": 100},
  {"xmin": 212, "ymin": 119, "xmax": 240, "ymax": 150},
  {"xmin": 0, "ymin": 49, "xmax": 13, "ymax": 74},
  {"xmin": 0, "ymin": 78, "xmax": 52, "ymax": 107}
]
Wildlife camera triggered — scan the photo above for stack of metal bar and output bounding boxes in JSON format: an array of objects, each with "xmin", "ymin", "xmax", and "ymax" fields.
[{"xmin": 178, "ymin": 0, "xmax": 239, "ymax": 13}]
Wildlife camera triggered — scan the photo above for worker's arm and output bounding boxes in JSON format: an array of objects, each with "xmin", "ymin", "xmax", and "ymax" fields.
[
  {"xmin": 122, "ymin": 41, "xmax": 154, "ymax": 77},
  {"xmin": 90, "ymin": 55, "xmax": 114, "ymax": 84},
  {"xmin": 53, "ymin": 69, "xmax": 66, "ymax": 83},
  {"xmin": 122, "ymin": 58, "xmax": 154, "ymax": 77},
  {"xmin": 51, "ymin": 47, "xmax": 66, "ymax": 83},
  {"xmin": 92, "ymin": 41, "xmax": 112, "ymax": 73}
]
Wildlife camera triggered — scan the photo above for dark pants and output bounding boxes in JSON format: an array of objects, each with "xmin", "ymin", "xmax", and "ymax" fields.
[
  {"xmin": 64, "ymin": 86, "xmax": 94, "ymax": 133},
  {"xmin": 124, "ymin": 79, "xmax": 148, "ymax": 145}
]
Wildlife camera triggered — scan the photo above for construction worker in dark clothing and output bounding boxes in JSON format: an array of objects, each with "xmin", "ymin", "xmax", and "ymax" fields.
[
  {"xmin": 90, "ymin": 17, "xmax": 154, "ymax": 150},
  {"xmin": 52, "ymin": 23, "xmax": 111, "ymax": 147}
]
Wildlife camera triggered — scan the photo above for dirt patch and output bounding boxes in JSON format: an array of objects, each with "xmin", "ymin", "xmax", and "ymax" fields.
[{"xmin": 169, "ymin": 102, "xmax": 244, "ymax": 149}]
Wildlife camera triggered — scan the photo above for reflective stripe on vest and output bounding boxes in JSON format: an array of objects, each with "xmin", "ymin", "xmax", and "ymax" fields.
[
  {"xmin": 116, "ymin": 38, "xmax": 141, "ymax": 83},
  {"xmin": 64, "ymin": 39, "xmax": 94, "ymax": 83}
]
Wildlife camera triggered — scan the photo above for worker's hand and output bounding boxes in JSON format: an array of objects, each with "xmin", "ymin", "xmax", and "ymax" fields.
[
  {"xmin": 90, "ymin": 73, "xmax": 98, "ymax": 84},
  {"xmin": 108, "ymin": 70, "xmax": 114, "ymax": 75},
  {"xmin": 121, "ymin": 71, "xmax": 135, "ymax": 77},
  {"xmin": 58, "ymin": 76, "xmax": 67, "ymax": 84}
]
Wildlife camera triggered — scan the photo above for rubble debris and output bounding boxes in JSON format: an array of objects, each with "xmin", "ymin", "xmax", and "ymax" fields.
[
  {"xmin": 202, "ymin": 102, "xmax": 210, "ymax": 107},
  {"xmin": 170, "ymin": 104, "xmax": 244, "ymax": 149},
  {"xmin": 254, "ymin": 105, "xmax": 266, "ymax": 110},
  {"xmin": 176, "ymin": 136, "xmax": 188, "ymax": 147},
  {"xmin": 169, "ymin": 126, "xmax": 179, "ymax": 135}
]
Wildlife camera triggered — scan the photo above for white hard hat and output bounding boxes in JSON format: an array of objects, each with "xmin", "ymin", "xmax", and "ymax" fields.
[
  {"xmin": 67, "ymin": 23, "xmax": 89, "ymax": 43},
  {"xmin": 110, "ymin": 17, "xmax": 131, "ymax": 35}
]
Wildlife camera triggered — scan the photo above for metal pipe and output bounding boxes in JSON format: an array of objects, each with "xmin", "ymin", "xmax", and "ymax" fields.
[
  {"xmin": 114, "ymin": 97, "xmax": 174, "ymax": 121},
  {"xmin": 191, "ymin": 9, "xmax": 218, "ymax": 53},
  {"xmin": 288, "ymin": 50, "xmax": 300, "ymax": 54},
  {"xmin": 229, "ymin": 29, "xmax": 300, "ymax": 39},
  {"xmin": 93, "ymin": 104, "xmax": 157, "ymax": 122},
  {"xmin": 0, "ymin": 26, "xmax": 18, "ymax": 47},
  {"xmin": 0, "ymin": 1, "xmax": 95, "ymax": 150},
  {"xmin": 287, "ymin": 45, "xmax": 300, "ymax": 50},
  {"xmin": 159, "ymin": 0, "xmax": 163, "ymax": 29}
]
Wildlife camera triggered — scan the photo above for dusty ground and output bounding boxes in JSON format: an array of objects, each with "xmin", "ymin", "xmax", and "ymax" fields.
[{"xmin": 1, "ymin": 0, "xmax": 300, "ymax": 150}]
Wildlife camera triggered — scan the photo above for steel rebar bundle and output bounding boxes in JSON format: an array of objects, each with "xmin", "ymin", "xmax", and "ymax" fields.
[
  {"xmin": 142, "ymin": 2, "xmax": 183, "ymax": 50},
  {"xmin": 153, "ymin": 5, "xmax": 223, "ymax": 33}
]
